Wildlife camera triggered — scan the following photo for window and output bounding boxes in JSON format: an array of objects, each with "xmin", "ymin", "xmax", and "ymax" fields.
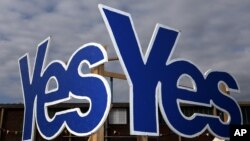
[{"xmin": 109, "ymin": 108, "xmax": 127, "ymax": 125}]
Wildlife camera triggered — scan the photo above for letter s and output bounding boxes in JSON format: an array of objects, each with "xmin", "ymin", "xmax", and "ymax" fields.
[{"xmin": 206, "ymin": 71, "xmax": 242, "ymax": 138}]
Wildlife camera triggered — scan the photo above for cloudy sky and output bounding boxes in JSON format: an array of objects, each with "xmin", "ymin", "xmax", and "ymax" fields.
[{"xmin": 0, "ymin": 0, "xmax": 250, "ymax": 103}]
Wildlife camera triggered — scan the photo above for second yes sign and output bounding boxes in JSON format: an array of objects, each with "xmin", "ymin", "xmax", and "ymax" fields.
[{"xmin": 19, "ymin": 4, "xmax": 242, "ymax": 141}]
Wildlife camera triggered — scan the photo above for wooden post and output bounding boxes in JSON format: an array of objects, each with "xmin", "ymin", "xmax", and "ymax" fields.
[
  {"xmin": 213, "ymin": 83, "xmax": 228, "ymax": 116},
  {"xmin": 212, "ymin": 83, "xmax": 228, "ymax": 141},
  {"xmin": 88, "ymin": 65, "xmax": 105, "ymax": 141},
  {"xmin": 219, "ymin": 83, "xmax": 229, "ymax": 122},
  {"xmin": 0, "ymin": 108, "xmax": 4, "ymax": 139},
  {"xmin": 137, "ymin": 136, "xmax": 148, "ymax": 141},
  {"xmin": 178, "ymin": 136, "xmax": 182, "ymax": 141},
  {"xmin": 88, "ymin": 126, "xmax": 104, "ymax": 141},
  {"xmin": 69, "ymin": 133, "xmax": 72, "ymax": 141},
  {"xmin": 87, "ymin": 48, "xmax": 129, "ymax": 141}
]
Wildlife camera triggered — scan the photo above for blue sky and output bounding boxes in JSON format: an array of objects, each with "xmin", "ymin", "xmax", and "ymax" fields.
[{"xmin": 0, "ymin": 0, "xmax": 250, "ymax": 103}]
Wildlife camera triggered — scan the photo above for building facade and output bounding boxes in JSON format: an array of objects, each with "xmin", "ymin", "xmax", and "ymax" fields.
[{"xmin": 0, "ymin": 103, "xmax": 249, "ymax": 141}]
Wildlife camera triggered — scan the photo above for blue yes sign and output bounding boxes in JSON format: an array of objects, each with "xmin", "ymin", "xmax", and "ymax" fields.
[
  {"xmin": 19, "ymin": 41, "xmax": 111, "ymax": 140},
  {"xmin": 100, "ymin": 5, "xmax": 242, "ymax": 139},
  {"xmin": 19, "ymin": 4, "xmax": 242, "ymax": 141}
]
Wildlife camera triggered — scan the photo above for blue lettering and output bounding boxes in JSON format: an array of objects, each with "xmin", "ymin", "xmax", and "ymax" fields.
[
  {"xmin": 19, "ymin": 37, "xmax": 111, "ymax": 140},
  {"xmin": 99, "ymin": 4, "xmax": 242, "ymax": 139},
  {"xmin": 18, "ymin": 5, "xmax": 243, "ymax": 140}
]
